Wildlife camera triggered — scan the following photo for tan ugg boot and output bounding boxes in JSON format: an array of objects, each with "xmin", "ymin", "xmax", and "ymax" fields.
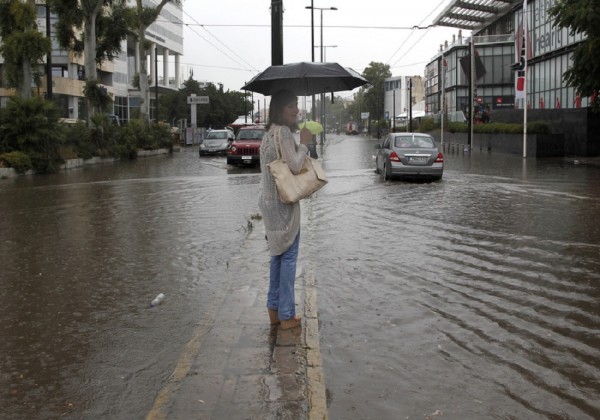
[
  {"xmin": 268, "ymin": 308, "xmax": 279, "ymax": 325},
  {"xmin": 280, "ymin": 315, "xmax": 302, "ymax": 330}
]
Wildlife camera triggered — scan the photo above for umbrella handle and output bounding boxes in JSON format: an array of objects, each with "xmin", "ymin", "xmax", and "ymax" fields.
[{"xmin": 302, "ymin": 96, "xmax": 307, "ymax": 123}]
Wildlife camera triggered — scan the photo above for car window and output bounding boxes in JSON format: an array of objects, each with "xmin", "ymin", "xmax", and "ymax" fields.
[
  {"xmin": 207, "ymin": 131, "xmax": 227, "ymax": 139},
  {"xmin": 394, "ymin": 136, "xmax": 414, "ymax": 148},
  {"xmin": 413, "ymin": 137, "xmax": 435, "ymax": 148},
  {"xmin": 382, "ymin": 136, "xmax": 391, "ymax": 149},
  {"xmin": 238, "ymin": 130, "xmax": 265, "ymax": 140}
]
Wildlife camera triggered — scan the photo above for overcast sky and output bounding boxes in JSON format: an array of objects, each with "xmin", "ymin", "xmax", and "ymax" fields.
[{"xmin": 179, "ymin": 0, "xmax": 464, "ymax": 103}]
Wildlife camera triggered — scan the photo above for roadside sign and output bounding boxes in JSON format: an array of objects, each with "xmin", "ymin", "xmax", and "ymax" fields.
[{"xmin": 187, "ymin": 96, "xmax": 209, "ymax": 104}]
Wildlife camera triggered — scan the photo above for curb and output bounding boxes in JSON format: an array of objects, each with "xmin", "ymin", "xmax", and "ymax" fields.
[{"xmin": 303, "ymin": 269, "xmax": 328, "ymax": 420}]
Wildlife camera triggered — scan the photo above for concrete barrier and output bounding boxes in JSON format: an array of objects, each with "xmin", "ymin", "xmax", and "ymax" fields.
[{"xmin": 434, "ymin": 132, "xmax": 565, "ymax": 157}]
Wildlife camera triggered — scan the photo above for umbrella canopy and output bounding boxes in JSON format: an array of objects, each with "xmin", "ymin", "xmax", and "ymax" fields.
[
  {"xmin": 298, "ymin": 120, "xmax": 324, "ymax": 135},
  {"xmin": 241, "ymin": 62, "xmax": 368, "ymax": 96}
]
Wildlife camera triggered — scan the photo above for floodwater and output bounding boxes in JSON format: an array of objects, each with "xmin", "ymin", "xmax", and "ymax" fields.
[
  {"xmin": 1, "ymin": 136, "xmax": 599, "ymax": 419},
  {"xmin": 304, "ymin": 136, "xmax": 600, "ymax": 419},
  {"xmin": 0, "ymin": 151, "xmax": 263, "ymax": 419}
]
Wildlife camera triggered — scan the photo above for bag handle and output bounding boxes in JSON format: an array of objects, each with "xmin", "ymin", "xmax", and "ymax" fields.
[
  {"xmin": 273, "ymin": 125, "xmax": 308, "ymax": 162},
  {"xmin": 273, "ymin": 126, "xmax": 285, "ymax": 161}
]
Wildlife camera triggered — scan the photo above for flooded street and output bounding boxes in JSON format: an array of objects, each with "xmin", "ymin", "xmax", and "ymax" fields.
[
  {"xmin": 1, "ymin": 135, "xmax": 599, "ymax": 419},
  {"xmin": 0, "ymin": 151, "xmax": 264, "ymax": 419},
  {"xmin": 305, "ymin": 136, "xmax": 600, "ymax": 419}
]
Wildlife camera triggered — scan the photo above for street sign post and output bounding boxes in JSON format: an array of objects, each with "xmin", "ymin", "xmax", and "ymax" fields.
[{"xmin": 187, "ymin": 94, "xmax": 209, "ymax": 128}]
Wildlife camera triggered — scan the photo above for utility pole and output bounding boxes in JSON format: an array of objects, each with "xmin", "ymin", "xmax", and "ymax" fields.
[
  {"xmin": 392, "ymin": 88, "xmax": 395, "ymax": 132},
  {"xmin": 408, "ymin": 78, "xmax": 413, "ymax": 132},
  {"xmin": 468, "ymin": 39, "xmax": 474, "ymax": 150},
  {"xmin": 155, "ymin": 47, "xmax": 159, "ymax": 122},
  {"xmin": 45, "ymin": 4, "xmax": 52, "ymax": 100},
  {"xmin": 271, "ymin": 0, "xmax": 283, "ymax": 65}
]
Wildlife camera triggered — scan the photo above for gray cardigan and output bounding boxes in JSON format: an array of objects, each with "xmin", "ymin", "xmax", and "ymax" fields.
[{"xmin": 259, "ymin": 125, "xmax": 309, "ymax": 256}]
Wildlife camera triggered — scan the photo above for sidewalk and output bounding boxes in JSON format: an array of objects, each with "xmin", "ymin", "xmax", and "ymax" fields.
[{"xmin": 145, "ymin": 226, "xmax": 327, "ymax": 420}]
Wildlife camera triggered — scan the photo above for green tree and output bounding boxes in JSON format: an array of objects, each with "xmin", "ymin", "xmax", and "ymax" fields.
[
  {"xmin": 347, "ymin": 90, "xmax": 366, "ymax": 124},
  {"xmin": 160, "ymin": 77, "xmax": 252, "ymax": 128},
  {"xmin": 360, "ymin": 62, "xmax": 391, "ymax": 130},
  {"xmin": 0, "ymin": 0, "xmax": 51, "ymax": 98},
  {"xmin": 549, "ymin": 0, "xmax": 600, "ymax": 110},
  {"xmin": 50, "ymin": 0, "xmax": 134, "ymax": 118},
  {"xmin": 317, "ymin": 95, "xmax": 356, "ymax": 131}
]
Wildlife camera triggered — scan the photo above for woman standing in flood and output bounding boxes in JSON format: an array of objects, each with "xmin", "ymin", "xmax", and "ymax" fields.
[{"xmin": 259, "ymin": 89, "xmax": 313, "ymax": 330}]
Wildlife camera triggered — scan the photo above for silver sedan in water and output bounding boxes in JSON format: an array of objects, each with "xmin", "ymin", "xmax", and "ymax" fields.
[
  {"xmin": 375, "ymin": 132, "xmax": 444, "ymax": 181},
  {"xmin": 199, "ymin": 129, "xmax": 234, "ymax": 156}
]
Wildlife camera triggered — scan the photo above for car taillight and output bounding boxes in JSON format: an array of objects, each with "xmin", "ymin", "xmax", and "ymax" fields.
[
  {"xmin": 390, "ymin": 151, "xmax": 401, "ymax": 162},
  {"xmin": 435, "ymin": 152, "xmax": 444, "ymax": 163}
]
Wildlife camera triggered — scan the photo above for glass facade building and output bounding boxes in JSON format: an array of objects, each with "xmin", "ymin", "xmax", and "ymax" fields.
[
  {"xmin": 427, "ymin": 0, "xmax": 590, "ymax": 116},
  {"xmin": 526, "ymin": 0, "xmax": 588, "ymax": 110}
]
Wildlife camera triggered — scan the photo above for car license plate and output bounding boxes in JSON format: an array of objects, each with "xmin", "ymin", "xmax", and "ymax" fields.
[
  {"xmin": 242, "ymin": 156, "xmax": 251, "ymax": 160},
  {"xmin": 409, "ymin": 156, "xmax": 428, "ymax": 163}
]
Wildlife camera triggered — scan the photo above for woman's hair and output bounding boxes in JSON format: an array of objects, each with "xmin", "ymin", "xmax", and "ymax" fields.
[{"xmin": 266, "ymin": 89, "xmax": 298, "ymax": 131}]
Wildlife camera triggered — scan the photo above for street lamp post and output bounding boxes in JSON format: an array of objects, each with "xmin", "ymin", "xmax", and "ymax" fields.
[
  {"xmin": 305, "ymin": 6, "xmax": 338, "ymax": 62},
  {"xmin": 315, "ymin": 44, "xmax": 337, "ymax": 138},
  {"xmin": 305, "ymin": 5, "xmax": 337, "ymax": 146},
  {"xmin": 314, "ymin": 45, "xmax": 337, "ymax": 62}
]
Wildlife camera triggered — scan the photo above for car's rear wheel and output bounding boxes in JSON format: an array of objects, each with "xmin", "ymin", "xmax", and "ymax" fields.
[{"xmin": 382, "ymin": 163, "xmax": 390, "ymax": 181}]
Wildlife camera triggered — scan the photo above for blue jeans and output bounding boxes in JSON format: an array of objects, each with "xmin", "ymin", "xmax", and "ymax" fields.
[{"xmin": 267, "ymin": 231, "xmax": 300, "ymax": 321}]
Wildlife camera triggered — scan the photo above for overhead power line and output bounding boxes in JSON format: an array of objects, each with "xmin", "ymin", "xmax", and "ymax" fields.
[
  {"xmin": 156, "ymin": 19, "xmax": 431, "ymax": 31},
  {"xmin": 155, "ymin": 11, "xmax": 259, "ymax": 76},
  {"xmin": 386, "ymin": 0, "xmax": 448, "ymax": 66},
  {"xmin": 180, "ymin": 10, "xmax": 261, "ymax": 73}
]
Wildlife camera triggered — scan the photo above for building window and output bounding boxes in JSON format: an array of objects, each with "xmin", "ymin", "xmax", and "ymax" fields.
[{"xmin": 114, "ymin": 96, "xmax": 129, "ymax": 123}]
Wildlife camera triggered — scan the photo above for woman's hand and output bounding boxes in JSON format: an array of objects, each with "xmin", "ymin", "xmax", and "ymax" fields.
[{"xmin": 300, "ymin": 127, "xmax": 312, "ymax": 145}]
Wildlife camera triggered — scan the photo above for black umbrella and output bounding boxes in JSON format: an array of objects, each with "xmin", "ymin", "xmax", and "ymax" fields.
[{"xmin": 241, "ymin": 62, "xmax": 368, "ymax": 96}]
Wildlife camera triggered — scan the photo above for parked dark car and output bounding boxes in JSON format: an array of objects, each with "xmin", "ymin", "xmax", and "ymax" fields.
[
  {"xmin": 199, "ymin": 129, "xmax": 234, "ymax": 156},
  {"xmin": 226, "ymin": 125, "xmax": 266, "ymax": 166},
  {"xmin": 375, "ymin": 133, "xmax": 444, "ymax": 181}
]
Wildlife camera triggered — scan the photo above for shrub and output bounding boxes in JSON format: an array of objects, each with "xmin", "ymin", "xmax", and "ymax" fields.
[
  {"xmin": 448, "ymin": 121, "xmax": 467, "ymax": 132},
  {"xmin": 61, "ymin": 120, "xmax": 95, "ymax": 159},
  {"xmin": 526, "ymin": 121, "xmax": 550, "ymax": 134},
  {"xmin": 120, "ymin": 120, "xmax": 173, "ymax": 152},
  {"xmin": 0, "ymin": 151, "xmax": 33, "ymax": 173},
  {"xmin": 418, "ymin": 117, "xmax": 437, "ymax": 132},
  {"xmin": 0, "ymin": 96, "xmax": 64, "ymax": 173},
  {"xmin": 59, "ymin": 146, "xmax": 78, "ymax": 160}
]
